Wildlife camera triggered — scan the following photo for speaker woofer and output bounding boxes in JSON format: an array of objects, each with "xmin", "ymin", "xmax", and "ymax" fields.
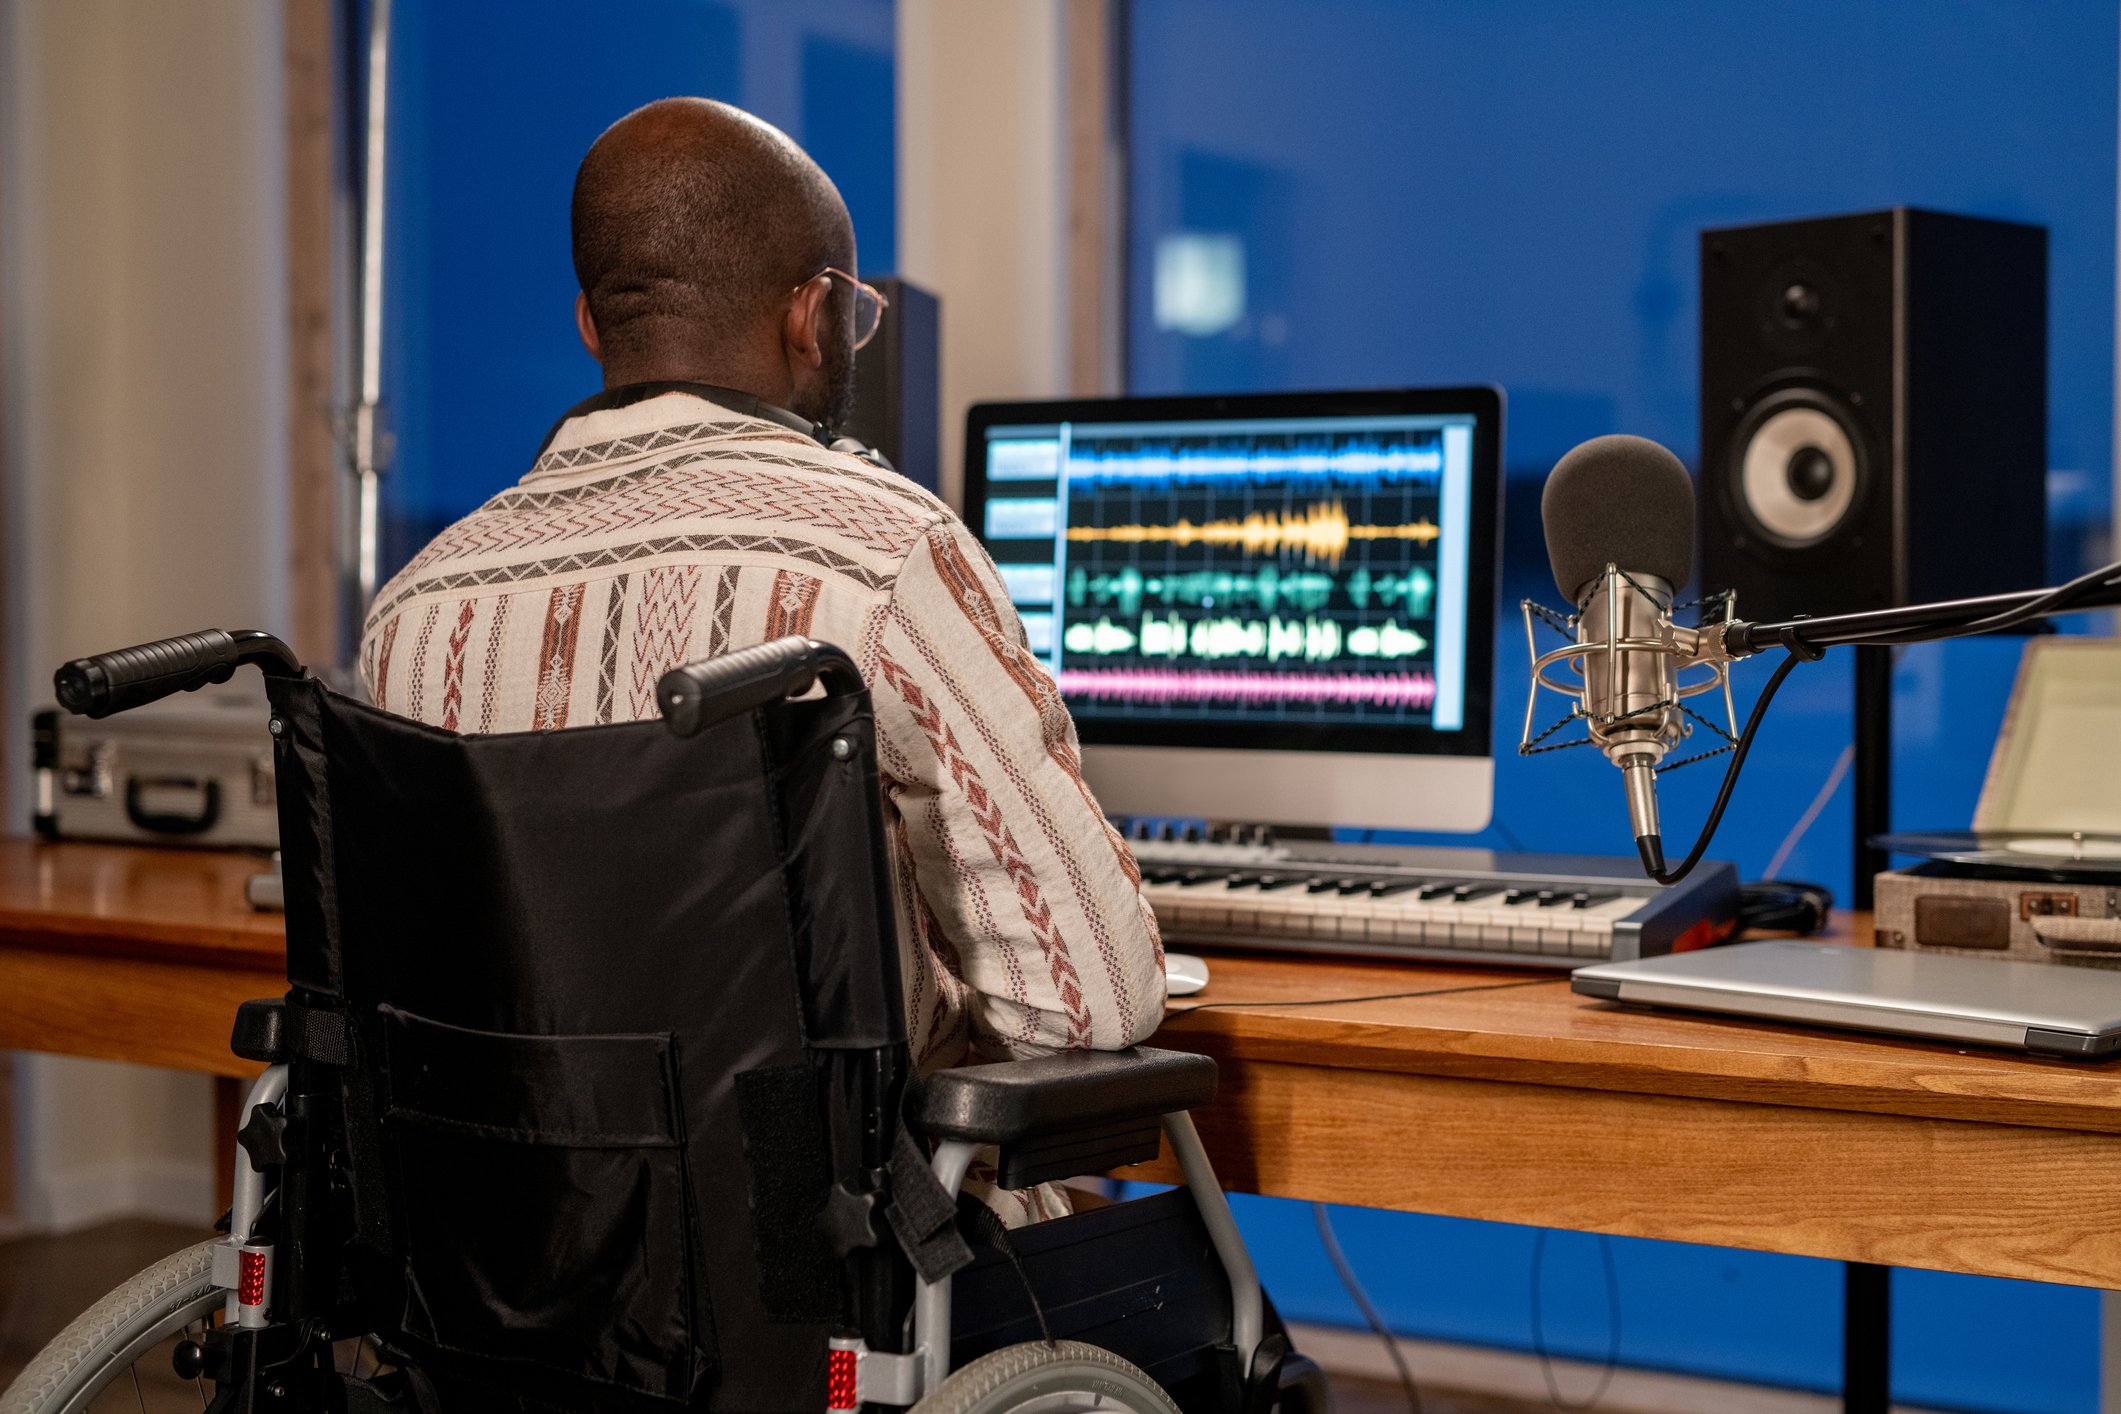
[{"xmin": 1729, "ymin": 389, "xmax": 1864, "ymax": 550}]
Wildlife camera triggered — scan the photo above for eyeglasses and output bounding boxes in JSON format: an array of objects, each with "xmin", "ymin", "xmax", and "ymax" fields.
[{"xmin": 802, "ymin": 266, "xmax": 889, "ymax": 350}]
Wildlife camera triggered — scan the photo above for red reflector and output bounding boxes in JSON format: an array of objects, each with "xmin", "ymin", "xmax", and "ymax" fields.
[
  {"xmin": 238, "ymin": 1249, "xmax": 267, "ymax": 1307},
  {"xmin": 825, "ymin": 1346, "xmax": 857, "ymax": 1410}
]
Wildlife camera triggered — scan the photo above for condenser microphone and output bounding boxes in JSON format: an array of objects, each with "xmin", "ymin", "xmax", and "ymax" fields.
[{"xmin": 1539, "ymin": 435, "xmax": 1698, "ymax": 877}]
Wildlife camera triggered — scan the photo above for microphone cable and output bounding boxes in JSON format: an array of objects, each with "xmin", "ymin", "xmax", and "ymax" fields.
[
  {"xmin": 1645, "ymin": 648, "xmax": 1806, "ymax": 886},
  {"xmin": 1530, "ymin": 1229, "xmax": 1622, "ymax": 1411},
  {"xmin": 1313, "ymin": 1203, "xmax": 1424, "ymax": 1414}
]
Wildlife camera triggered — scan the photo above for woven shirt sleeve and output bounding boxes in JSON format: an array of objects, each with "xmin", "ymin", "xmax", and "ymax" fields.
[{"xmin": 862, "ymin": 519, "xmax": 1165, "ymax": 1058}]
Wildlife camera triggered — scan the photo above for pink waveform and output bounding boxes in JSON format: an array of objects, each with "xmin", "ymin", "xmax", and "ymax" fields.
[{"xmin": 1058, "ymin": 667, "xmax": 1436, "ymax": 709}]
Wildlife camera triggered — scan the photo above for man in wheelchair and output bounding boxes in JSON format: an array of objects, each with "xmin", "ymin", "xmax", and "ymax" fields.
[
  {"xmin": 357, "ymin": 94, "xmax": 1169, "ymax": 1233},
  {"xmin": 15, "ymin": 633, "xmax": 1323, "ymax": 1414},
  {"xmin": 4, "ymin": 99, "xmax": 1326, "ymax": 1414}
]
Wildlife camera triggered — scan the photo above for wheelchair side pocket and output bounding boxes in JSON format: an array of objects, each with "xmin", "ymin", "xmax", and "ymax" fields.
[{"xmin": 380, "ymin": 1004, "xmax": 704, "ymax": 1406}]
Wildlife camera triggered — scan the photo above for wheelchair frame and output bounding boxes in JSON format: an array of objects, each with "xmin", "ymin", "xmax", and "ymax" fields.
[
  {"xmin": 210, "ymin": 1067, "xmax": 1266, "ymax": 1409},
  {"xmin": 31, "ymin": 628, "xmax": 1298, "ymax": 1414}
]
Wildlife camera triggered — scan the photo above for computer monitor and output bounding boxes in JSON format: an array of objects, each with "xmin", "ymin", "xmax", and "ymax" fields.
[{"xmin": 964, "ymin": 387, "xmax": 1502, "ymax": 833}]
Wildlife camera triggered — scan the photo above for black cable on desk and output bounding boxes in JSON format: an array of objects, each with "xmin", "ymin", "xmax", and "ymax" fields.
[{"xmin": 1163, "ymin": 975, "xmax": 1561, "ymax": 1018}]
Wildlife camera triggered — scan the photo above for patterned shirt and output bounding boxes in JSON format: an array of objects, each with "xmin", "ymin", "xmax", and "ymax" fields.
[{"xmin": 358, "ymin": 390, "xmax": 1166, "ymax": 1223}]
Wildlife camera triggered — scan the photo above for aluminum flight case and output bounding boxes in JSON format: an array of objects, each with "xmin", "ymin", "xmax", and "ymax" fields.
[{"xmin": 33, "ymin": 685, "xmax": 278, "ymax": 850}]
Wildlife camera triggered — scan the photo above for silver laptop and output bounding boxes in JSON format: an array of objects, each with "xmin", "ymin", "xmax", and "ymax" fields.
[{"xmin": 1572, "ymin": 940, "xmax": 2121, "ymax": 1058}]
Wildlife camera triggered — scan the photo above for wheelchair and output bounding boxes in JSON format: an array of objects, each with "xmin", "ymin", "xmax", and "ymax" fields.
[{"xmin": 1, "ymin": 629, "xmax": 1329, "ymax": 1414}]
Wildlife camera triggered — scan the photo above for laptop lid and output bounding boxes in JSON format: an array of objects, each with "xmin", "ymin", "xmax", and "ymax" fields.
[{"xmin": 1572, "ymin": 940, "xmax": 2121, "ymax": 1058}]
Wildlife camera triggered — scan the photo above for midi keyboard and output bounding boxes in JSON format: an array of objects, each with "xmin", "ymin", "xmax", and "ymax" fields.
[{"xmin": 1129, "ymin": 834, "xmax": 1739, "ymax": 968}]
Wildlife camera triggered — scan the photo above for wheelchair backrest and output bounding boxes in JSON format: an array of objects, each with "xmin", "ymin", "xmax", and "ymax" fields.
[{"xmin": 264, "ymin": 674, "xmax": 908, "ymax": 1413}]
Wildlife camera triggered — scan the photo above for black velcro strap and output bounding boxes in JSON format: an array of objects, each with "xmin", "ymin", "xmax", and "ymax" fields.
[
  {"xmin": 285, "ymin": 1002, "xmax": 352, "ymax": 1067},
  {"xmin": 885, "ymin": 1128, "xmax": 974, "ymax": 1285},
  {"xmin": 734, "ymin": 1064, "xmax": 841, "ymax": 1322}
]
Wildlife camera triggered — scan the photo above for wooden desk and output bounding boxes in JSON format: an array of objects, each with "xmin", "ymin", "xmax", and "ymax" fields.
[
  {"xmin": 0, "ymin": 841, "xmax": 279, "ymax": 1078},
  {"xmin": 1130, "ymin": 947, "xmax": 2121, "ymax": 1291},
  {"xmin": 4, "ymin": 839, "xmax": 2119, "ymax": 1294}
]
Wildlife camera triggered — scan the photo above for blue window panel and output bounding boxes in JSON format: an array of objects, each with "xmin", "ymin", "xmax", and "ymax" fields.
[
  {"xmin": 803, "ymin": 34, "xmax": 898, "ymax": 278},
  {"xmin": 1129, "ymin": 4, "xmax": 2117, "ymax": 1410},
  {"xmin": 1233, "ymin": 1198, "xmax": 2097, "ymax": 1413},
  {"xmin": 382, "ymin": 0, "xmax": 896, "ymax": 570}
]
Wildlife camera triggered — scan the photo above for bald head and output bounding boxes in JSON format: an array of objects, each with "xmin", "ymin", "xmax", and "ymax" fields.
[{"xmin": 571, "ymin": 99, "xmax": 858, "ymax": 417}]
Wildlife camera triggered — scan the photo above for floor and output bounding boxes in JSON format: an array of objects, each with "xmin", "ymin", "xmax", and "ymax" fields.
[
  {"xmin": 0, "ymin": 1219, "xmax": 216, "ymax": 1414},
  {"xmin": 0, "ymin": 1221, "xmax": 1865, "ymax": 1414}
]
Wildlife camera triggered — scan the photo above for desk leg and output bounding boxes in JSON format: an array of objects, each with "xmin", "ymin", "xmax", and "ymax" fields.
[{"xmin": 1844, "ymin": 1262, "xmax": 1890, "ymax": 1414}]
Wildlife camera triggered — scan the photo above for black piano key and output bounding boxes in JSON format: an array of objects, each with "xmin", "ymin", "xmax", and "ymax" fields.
[{"xmin": 1369, "ymin": 879, "xmax": 1422, "ymax": 897}]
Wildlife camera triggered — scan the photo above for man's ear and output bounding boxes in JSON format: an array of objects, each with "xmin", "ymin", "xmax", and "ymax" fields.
[
  {"xmin": 575, "ymin": 292, "xmax": 602, "ymax": 361},
  {"xmin": 781, "ymin": 274, "xmax": 831, "ymax": 373}
]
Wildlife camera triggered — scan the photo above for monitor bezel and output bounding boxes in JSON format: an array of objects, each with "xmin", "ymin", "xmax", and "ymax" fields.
[{"xmin": 963, "ymin": 385, "xmax": 1504, "ymax": 762}]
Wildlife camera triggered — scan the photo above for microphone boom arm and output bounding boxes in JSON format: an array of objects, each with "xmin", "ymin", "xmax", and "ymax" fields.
[{"xmin": 1521, "ymin": 557, "xmax": 2121, "ymax": 885}]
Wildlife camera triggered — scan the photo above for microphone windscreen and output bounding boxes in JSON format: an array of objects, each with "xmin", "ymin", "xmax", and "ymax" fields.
[{"xmin": 1541, "ymin": 435, "xmax": 1695, "ymax": 603}]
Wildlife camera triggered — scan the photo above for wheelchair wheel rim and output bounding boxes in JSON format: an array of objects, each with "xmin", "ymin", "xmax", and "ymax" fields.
[{"xmin": 13, "ymin": 1292, "xmax": 220, "ymax": 1414}]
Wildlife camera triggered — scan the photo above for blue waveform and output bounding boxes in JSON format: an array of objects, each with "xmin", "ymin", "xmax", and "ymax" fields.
[{"xmin": 1064, "ymin": 433, "xmax": 1443, "ymax": 489}]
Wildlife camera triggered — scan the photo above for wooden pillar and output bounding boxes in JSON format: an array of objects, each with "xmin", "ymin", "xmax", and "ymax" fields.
[
  {"xmin": 285, "ymin": 0, "xmax": 342, "ymax": 670},
  {"xmin": 1064, "ymin": 0, "xmax": 1122, "ymax": 398}
]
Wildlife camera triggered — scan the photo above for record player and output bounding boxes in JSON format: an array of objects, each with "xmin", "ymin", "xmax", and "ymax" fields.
[{"xmin": 1875, "ymin": 639, "xmax": 2121, "ymax": 968}]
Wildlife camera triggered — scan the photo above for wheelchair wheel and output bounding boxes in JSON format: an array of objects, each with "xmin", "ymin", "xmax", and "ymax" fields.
[
  {"xmin": 913, "ymin": 1340, "xmax": 1180, "ymax": 1414},
  {"xmin": 0, "ymin": 1240, "xmax": 220, "ymax": 1414}
]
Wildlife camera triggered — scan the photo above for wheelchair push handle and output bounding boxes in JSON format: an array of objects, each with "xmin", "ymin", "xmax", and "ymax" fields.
[
  {"xmin": 657, "ymin": 636, "xmax": 862, "ymax": 737},
  {"xmin": 54, "ymin": 629, "xmax": 302, "ymax": 719}
]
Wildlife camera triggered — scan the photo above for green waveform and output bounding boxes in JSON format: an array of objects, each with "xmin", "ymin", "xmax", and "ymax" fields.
[
  {"xmin": 1064, "ymin": 565, "xmax": 1338, "ymax": 615},
  {"xmin": 1061, "ymin": 614, "xmax": 1430, "ymax": 663},
  {"xmin": 1065, "ymin": 563, "xmax": 1435, "ymax": 618},
  {"xmin": 1345, "ymin": 566, "xmax": 1435, "ymax": 616}
]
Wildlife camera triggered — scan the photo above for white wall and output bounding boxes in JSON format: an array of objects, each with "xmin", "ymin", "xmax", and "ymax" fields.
[
  {"xmin": 897, "ymin": 0, "xmax": 1074, "ymax": 507},
  {"xmin": 0, "ymin": 0, "xmax": 290, "ymax": 1231}
]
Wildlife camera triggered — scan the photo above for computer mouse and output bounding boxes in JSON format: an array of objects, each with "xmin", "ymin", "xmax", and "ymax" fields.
[{"xmin": 1164, "ymin": 951, "xmax": 1210, "ymax": 996}]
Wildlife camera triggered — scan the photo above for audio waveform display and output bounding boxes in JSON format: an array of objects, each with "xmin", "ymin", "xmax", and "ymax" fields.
[
  {"xmin": 1065, "ymin": 501, "xmax": 1439, "ymax": 567},
  {"xmin": 1066, "ymin": 566, "xmax": 1338, "ymax": 615},
  {"xmin": 1057, "ymin": 667, "xmax": 1438, "ymax": 709},
  {"xmin": 1063, "ymin": 615, "xmax": 1429, "ymax": 662},
  {"xmin": 1066, "ymin": 434, "xmax": 1443, "ymax": 489},
  {"xmin": 1002, "ymin": 409, "xmax": 1474, "ymax": 729}
]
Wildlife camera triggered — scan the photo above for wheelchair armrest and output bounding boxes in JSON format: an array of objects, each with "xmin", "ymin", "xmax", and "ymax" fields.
[{"xmin": 910, "ymin": 1047, "xmax": 1216, "ymax": 1190}]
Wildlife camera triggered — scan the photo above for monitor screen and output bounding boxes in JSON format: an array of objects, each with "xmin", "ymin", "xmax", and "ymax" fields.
[{"xmin": 964, "ymin": 388, "xmax": 1502, "ymax": 832}]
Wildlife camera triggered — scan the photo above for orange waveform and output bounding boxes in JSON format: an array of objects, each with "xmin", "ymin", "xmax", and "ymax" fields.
[{"xmin": 1064, "ymin": 500, "xmax": 1440, "ymax": 566}]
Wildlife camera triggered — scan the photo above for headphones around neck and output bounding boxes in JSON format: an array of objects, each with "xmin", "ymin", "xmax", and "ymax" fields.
[{"xmin": 535, "ymin": 380, "xmax": 896, "ymax": 472}]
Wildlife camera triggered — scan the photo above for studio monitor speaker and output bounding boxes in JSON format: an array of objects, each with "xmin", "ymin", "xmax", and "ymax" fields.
[
  {"xmin": 848, "ymin": 276, "xmax": 941, "ymax": 494},
  {"xmin": 1699, "ymin": 208, "xmax": 2047, "ymax": 621}
]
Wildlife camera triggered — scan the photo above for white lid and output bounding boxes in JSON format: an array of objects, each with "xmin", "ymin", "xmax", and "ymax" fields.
[{"xmin": 1973, "ymin": 639, "xmax": 2121, "ymax": 834}]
